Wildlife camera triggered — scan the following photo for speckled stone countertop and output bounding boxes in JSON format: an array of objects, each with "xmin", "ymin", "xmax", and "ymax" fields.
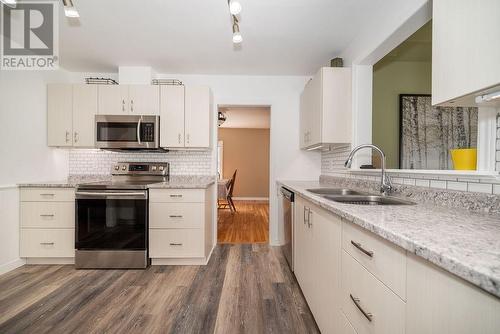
[
  {"xmin": 278, "ymin": 179, "xmax": 500, "ymax": 298},
  {"xmin": 148, "ymin": 175, "xmax": 216, "ymax": 189},
  {"xmin": 17, "ymin": 175, "xmax": 111, "ymax": 188}
]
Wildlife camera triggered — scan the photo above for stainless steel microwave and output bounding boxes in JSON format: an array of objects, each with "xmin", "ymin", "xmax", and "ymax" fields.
[{"xmin": 95, "ymin": 115, "xmax": 160, "ymax": 150}]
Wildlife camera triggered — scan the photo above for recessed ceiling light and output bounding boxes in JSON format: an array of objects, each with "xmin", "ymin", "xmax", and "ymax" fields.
[
  {"xmin": 228, "ymin": 0, "xmax": 242, "ymax": 15},
  {"xmin": 62, "ymin": 0, "xmax": 80, "ymax": 18}
]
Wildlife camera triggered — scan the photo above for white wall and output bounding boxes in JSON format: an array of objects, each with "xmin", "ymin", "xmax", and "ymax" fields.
[
  {"xmin": 0, "ymin": 69, "xmax": 73, "ymax": 273},
  {"xmin": 155, "ymin": 74, "xmax": 321, "ymax": 245}
]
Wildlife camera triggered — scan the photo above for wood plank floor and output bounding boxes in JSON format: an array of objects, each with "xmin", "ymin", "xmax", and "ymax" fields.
[
  {"xmin": 0, "ymin": 244, "xmax": 319, "ymax": 334},
  {"xmin": 218, "ymin": 201, "xmax": 269, "ymax": 244}
]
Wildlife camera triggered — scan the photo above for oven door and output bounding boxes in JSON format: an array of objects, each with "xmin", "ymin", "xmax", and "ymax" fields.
[
  {"xmin": 75, "ymin": 190, "xmax": 148, "ymax": 251},
  {"xmin": 95, "ymin": 115, "xmax": 159, "ymax": 149}
]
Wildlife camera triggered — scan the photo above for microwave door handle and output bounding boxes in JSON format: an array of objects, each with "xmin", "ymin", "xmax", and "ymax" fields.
[{"xmin": 137, "ymin": 117, "xmax": 142, "ymax": 145}]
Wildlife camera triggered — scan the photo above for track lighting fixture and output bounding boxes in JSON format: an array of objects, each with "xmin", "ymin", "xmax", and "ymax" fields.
[
  {"xmin": 232, "ymin": 17, "xmax": 243, "ymax": 44},
  {"xmin": 228, "ymin": 0, "xmax": 242, "ymax": 44},
  {"xmin": 228, "ymin": 0, "xmax": 242, "ymax": 15},
  {"xmin": 62, "ymin": 0, "xmax": 80, "ymax": 18}
]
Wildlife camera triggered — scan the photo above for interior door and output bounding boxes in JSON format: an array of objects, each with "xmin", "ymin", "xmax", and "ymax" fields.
[
  {"xmin": 185, "ymin": 86, "xmax": 210, "ymax": 148},
  {"xmin": 98, "ymin": 85, "xmax": 129, "ymax": 115},
  {"xmin": 160, "ymin": 85, "xmax": 185, "ymax": 147},
  {"xmin": 73, "ymin": 85, "xmax": 97, "ymax": 147},
  {"xmin": 129, "ymin": 85, "xmax": 160, "ymax": 115},
  {"xmin": 47, "ymin": 84, "xmax": 73, "ymax": 147}
]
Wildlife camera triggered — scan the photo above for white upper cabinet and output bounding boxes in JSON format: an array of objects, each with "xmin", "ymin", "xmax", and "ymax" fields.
[
  {"xmin": 48, "ymin": 84, "xmax": 73, "ymax": 147},
  {"xmin": 160, "ymin": 85, "xmax": 185, "ymax": 148},
  {"xmin": 300, "ymin": 67, "xmax": 352, "ymax": 149},
  {"xmin": 72, "ymin": 85, "xmax": 97, "ymax": 147},
  {"xmin": 432, "ymin": 0, "xmax": 500, "ymax": 106},
  {"xmin": 184, "ymin": 86, "xmax": 211, "ymax": 148},
  {"xmin": 128, "ymin": 85, "xmax": 160, "ymax": 115},
  {"xmin": 98, "ymin": 85, "xmax": 160, "ymax": 115}
]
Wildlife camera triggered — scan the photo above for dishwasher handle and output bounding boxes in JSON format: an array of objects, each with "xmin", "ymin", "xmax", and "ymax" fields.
[{"xmin": 280, "ymin": 187, "xmax": 294, "ymax": 201}]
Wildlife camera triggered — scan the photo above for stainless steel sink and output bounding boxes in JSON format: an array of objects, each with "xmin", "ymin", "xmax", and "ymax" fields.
[
  {"xmin": 306, "ymin": 188, "xmax": 367, "ymax": 196},
  {"xmin": 324, "ymin": 195, "xmax": 416, "ymax": 205}
]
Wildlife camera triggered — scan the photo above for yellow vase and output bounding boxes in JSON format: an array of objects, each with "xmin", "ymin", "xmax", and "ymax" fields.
[{"xmin": 450, "ymin": 148, "xmax": 477, "ymax": 170}]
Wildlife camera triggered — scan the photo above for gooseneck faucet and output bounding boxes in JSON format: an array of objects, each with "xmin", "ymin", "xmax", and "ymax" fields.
[{"xmin": 344, "ymin": 144, "xmax": 393, "ymax": 196}]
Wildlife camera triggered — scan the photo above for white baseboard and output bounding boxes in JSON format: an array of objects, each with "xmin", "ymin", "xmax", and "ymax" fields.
[
  {"xmin": 232, "ymin": 197, "xmax": 269, "ymax": 201},
  {"xmin": 0, "ymin": 258, "xmax": 25, "ymax": 276}
]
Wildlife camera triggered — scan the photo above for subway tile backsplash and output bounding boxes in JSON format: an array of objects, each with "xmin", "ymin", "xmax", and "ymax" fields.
[{"xmin": 69, "ymin": 149, "xmax": 213, "ymax": 176}]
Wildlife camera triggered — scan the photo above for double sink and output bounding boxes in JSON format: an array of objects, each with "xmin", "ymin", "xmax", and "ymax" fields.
[{"xmin": 306, "ymin": 188, "xmax": 415, "ymax": 206}]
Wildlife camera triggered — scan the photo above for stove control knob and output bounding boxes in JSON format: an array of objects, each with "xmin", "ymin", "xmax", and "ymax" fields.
[
  {"xmin": 159, "ymin": 166, "xmax": 164, "ymax": 171},
  {"xmin": 151, "ymin": 166, "xmax": 157, "ymax": 171},
  {"xmin": 114, "ymin": 165, "xmax": 119, "ymax": 171},
  {"xmin": 121, "ymin": 166, "xmax": 127, "ymax": 171}
]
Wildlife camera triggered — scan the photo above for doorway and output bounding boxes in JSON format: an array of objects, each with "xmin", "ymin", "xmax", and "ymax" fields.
[{"xmin": 216, "ymin": 105, "xmax": 270, "ymax": 244}]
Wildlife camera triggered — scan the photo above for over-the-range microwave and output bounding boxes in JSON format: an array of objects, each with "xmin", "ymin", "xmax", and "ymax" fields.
[{"xmin": 95, "ymin": 115, "xmax": 161, "ymax": 150}]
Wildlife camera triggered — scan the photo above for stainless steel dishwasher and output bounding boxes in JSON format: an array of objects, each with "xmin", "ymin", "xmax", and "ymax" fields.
[{"xmin": 281, "ymin": 187, "xmax": 294, "ymax": 271}]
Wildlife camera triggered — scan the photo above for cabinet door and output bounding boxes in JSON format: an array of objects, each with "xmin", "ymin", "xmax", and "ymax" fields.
[
  {"xmin": 160, "ymin": 85, "xmax": 185, "ymax": 147},
  {"xmin": 299, "ymin": 88, "xmax": 308, "ymax": 149},
  {"xmin": 73, "ymin": 85, "xmax": 97, "ymax": 147},
  {"xmin": 48, "ymin": 84, "xmax": 73, "ymax": 147},
  {"xmin": 308, "ymin": 70, "xmax": 322, "ymax": 146},
  {"xmin": 98, "ymin": 85, "xmax": 128, "ymax": 115},
  {"xmin": 129, "ymin": 85, "xmax": 160, "ymax": 115},
  {"xmin": 308, "ymin": 202, "xmax": 342, "ymax": 334},
  {"xmin": 432, "ymin": 0, "xmax": 500, "ymax": 105},
  {"xmin": 294, "ymin": 197, "xmax": 308, "ymax": 289},
  {"xmin": 185, "ymin": 86, "xmax": 210, "ymax": 148}
]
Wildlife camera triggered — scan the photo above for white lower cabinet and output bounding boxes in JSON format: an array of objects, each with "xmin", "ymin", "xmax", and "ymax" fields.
[
  {"xmin": 19, "ymin": 188, "xmax": 75, "ymax": 260},
  {"xmin": 293, "ymin": 194, "xmax": 500, "ymax": 334},
  {"xmin": 148, "ymin": 188, "xmax": 214, "ymax": 264},
  {"xmin": 294, "ymin": 196, "xmax": 341, "ymax": 334}
]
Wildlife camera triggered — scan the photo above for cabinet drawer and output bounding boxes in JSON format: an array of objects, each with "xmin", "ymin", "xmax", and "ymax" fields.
[
  {"xmin": 20, "ymin": 202, "xmax": 74, "ymax": 228},
  {"xmin": 149, "ymin": 229, "xmax": 204, "ymax": 258},
  {"xmin": 149, "ymin": 203, "xmax": 204, "ymax": 229},
  {"xmin": 20, "ymin": 188, "xmax": 75, "ymax": 202},
  {"xmin": 342, "ymin": 221, "xmax": 406, "ymax": 299},
  {"xmin": 20, "ymin": 229, "xmax": 75, "ymax": 258},
  {"xmin": 149, "ymin": 189, "xmax": 205, "ymax": 203},
  {"xmin": 341, "ymin": 251, "xmax": 405, "ymax": 334}
]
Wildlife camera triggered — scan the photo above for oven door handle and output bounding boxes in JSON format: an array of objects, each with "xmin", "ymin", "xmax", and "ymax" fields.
[{"xmin": 76, "ymin": 191, "xmax": 147, "ymax": 199}]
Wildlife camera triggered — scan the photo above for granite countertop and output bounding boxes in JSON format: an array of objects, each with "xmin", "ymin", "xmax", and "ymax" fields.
[
  {"xmin": 278, "ymin": 180, "xmax": 500, "ymax": 298},
  {"xmin": 148, "ymin": 175, "xmax": 216, "ymax": 189},
  {"xmin": 17, "ymin": 175, "xmax": 111, "ymax": 188}
]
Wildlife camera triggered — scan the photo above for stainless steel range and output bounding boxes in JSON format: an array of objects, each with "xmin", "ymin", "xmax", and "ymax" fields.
[{"xmin": 75, "ymin": 162, "xmax": 169, "ymax": 269}]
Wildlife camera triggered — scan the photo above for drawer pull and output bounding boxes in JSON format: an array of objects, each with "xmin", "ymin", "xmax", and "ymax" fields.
[
  {"xmin": 40, "ymin": 193, "xmax": 55, "ymax": 197},
  {"xmin": 350, "ymin": 294, "xmax": 373, "ymax": 322},
  {"xmin": 170, "ymin": 194, "xmax": 183, "ymax": 198},
  {"xmin": 351, "ymin": 240, "xmax": 374, "ymax": 258},
  {"xmin": 40, "ymin": 242, "xmax": 55, "ymax": 245},
  {"xmin": 169, "ymin": 215, "xmax": 183, "ymax": 218},
  {"xmin": 169, "ymin": 243, "xmax": 183, "ymax": 246},
  {"xmin": 40, "ymin": 214, "xmax": 55, "ymax": 217}
]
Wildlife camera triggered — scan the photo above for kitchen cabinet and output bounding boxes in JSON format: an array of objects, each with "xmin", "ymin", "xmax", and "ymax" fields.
[
  {"xmin": 185, "ymin": 86, "xmax": 211, "ymax": 148},
  {"xmin": 294, "ymin": 196, "xmax": 342, "ymax": 333},
  {"xmin": 98, "ymin": 85, "xmax": 159, "ymax": 115},
  {"xmin": 406, "ymin": 253, "xmax": 500, "ymax": 334},
  {"xmin": 47, "ymin": 84, "xmax": 97, "ymax": 148},
  {"xmin": 160, "ymin": 85, "xmax": 185, "ymax": 147},
  {"xmin": 432, "ymin": 0, "xmax": 500, "ymax": 106},
  {"xmin": 149, "ymin": 188, "xmax": 214, "ymax": 265},
  {"xmin": 19, "ymin": 188, "xmax": 75, "ymax": 261},
  {"xmin": 299, "ymin": 67, "xmax": 351, "ymax": 149},
  {"xmin": 47, "ymin": 84, "xmax": 73, "ymax": 147}
]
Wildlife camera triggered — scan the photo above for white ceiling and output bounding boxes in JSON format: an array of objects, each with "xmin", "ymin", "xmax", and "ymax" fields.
[
  {"xmin": 59, "ymin": 0, "xmax": 385, "ymax": 75},
  {"xmin": 219, "ymin": 106, "xmax": 270, "ymax": 129}
]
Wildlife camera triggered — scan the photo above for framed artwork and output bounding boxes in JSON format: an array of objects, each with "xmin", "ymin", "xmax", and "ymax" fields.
[{"xmin": 399, "ymin": 94, "xmax": 478, "ymax": 170}]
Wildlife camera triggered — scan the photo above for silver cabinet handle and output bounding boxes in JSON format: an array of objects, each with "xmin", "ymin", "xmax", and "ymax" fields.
[
  {"xmin": 122, "ymin": 99, "xmax": 125, "ymax": 112},
  {"xmin": 130, "ymin": 99, "xmax": 134, "ymax": 112},
  {"xmin": 137, "ymin": 116, "xmax": 142, "ymax": 145},
  {"xmin": 350, "ymin": 294, "xmax": 373, "ymax": 322},
  {"xmin": 169, "ymin": 243, "xmax": 183, "ymax": 246},
  {"xmin": 170, "ymin": 194, "xmax": 183, "ymax": 198},
  {"xmin": 303, "ymin": 207, "xmax": 308, "ymax": 225},
  {"xmin": 40, "ymin": 193, "xmax": 55, "ymax": 197},
  {"xmin": 186, "ymin": 134, "xmax": 190, "ymax": 144},
  {"xmin": 65, "ymin": 131, "xmax": 70, "ymax": 143},
  {"xmin": 74, "ymin": 131, "xmax": 78, "ymax": 143},
  {"xmin": 307, "ymin": 210, "xmax": 312, "ymax": 228},
  {"xmin": 40, "ymin": 214, "xmax": 55, "ymax": 217},
  {"xmin": 178, "ymin": 133, "xmax": 181, "ymax": 144},
  {"xmin": 40, "ymin": 242, "xmax": 55, "ymax": 245},
  {"xmin": 351, "ymin": 240, "xmax": 374, "ymax": 258},
  {"xmin": 169, "ymin": 215, "xmax": 183, "ymax": 218}
]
